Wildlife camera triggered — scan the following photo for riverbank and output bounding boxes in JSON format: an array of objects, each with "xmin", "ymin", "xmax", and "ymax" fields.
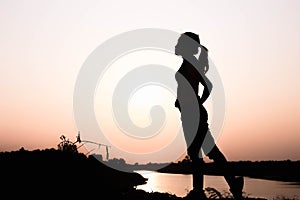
[
  {"xmin": 0, "ymin": 148, "xmax": 147, "ymax": 199},
  {"xmin": 0, "ymin": 148, "xmax": 269, "ymax": 199},
  {"xmin": 94, "ymin": 155, "xmax": 300, "ymax": 184}
]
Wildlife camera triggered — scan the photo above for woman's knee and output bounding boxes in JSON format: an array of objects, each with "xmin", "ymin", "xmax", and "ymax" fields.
[{"xmin": 207, "ymin": 146, "xmax": 227, "ymax": 163}]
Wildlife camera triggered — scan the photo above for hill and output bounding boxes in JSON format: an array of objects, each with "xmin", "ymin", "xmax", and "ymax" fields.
[{"xmin": 0, "ymin": 148, "xmax": 146, "ymax": 199}]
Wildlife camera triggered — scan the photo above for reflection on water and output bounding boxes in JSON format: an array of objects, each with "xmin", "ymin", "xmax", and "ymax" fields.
[{"xmin": 135, "ymin": 170, "xmax": 300, "ymax": 199}]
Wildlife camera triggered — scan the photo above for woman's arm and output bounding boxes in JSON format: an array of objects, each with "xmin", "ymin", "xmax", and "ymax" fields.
[{"xmin": 199, "ymin": 77, "xmax": 212, "ymax": 104}]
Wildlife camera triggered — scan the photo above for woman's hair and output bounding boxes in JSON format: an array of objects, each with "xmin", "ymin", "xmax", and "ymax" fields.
[
  {"xmin": 182, "ymin": 32, "xmax": 200, "ymax": 45},
  {"xmin": 181, "ymin": 32, "xmax": 209, "ymax": 52},
  {"xmin": 201, "ymin": 45, "xmax": 208, "ymax": 52}
]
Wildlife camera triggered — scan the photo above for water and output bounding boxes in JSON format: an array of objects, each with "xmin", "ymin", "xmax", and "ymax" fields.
[{"xmin": 135, "ymin": 170, "xmax": 300, "ymax": 199}]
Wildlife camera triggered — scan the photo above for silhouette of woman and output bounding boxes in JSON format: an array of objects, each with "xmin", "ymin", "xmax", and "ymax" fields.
[{"xmin": 174, "ymin": 32, "xmax": 244, "ymax": 199}]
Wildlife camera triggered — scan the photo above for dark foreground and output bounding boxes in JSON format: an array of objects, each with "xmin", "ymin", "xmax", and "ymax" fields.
[{"xmin": 0, "ymin": 148, "xmax": 267, "ymax": 199}]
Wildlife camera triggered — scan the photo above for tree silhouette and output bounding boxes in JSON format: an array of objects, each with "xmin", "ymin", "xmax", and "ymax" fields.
[{"xmin": 57, "ymin": 134, "xmax": 78, "ymax": 153}]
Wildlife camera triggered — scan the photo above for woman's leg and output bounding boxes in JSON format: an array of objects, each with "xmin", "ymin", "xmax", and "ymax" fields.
[
  {"xmin": 202, "ymin": 129, "xmax": 244, "ymax": 199},
  {"xmin": 179, "ymin": 103, "xmax": 205, "ymax": 191},
  {"xmin": 187, "ymin": 132, "xmax": 205, "ymax": 190}
]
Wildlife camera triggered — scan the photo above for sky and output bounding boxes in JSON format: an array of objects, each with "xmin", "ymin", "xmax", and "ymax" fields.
[{"xmin": 1, "ymin": 0, "xmax": 300, "ymax": 164}]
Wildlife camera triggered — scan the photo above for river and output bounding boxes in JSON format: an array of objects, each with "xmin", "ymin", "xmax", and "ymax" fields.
[{"xmin": 135, "ymin": 170, "xmax": 300, "ymax": 199}]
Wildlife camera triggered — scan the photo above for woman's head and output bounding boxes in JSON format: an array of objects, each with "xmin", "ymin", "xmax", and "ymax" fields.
[{"xmin": 175, "ymin": 32, "xmax": 201, "ymax": 57}]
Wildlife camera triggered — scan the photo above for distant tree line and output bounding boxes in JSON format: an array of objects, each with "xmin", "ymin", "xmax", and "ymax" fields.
[{"xmin": 157, "ymin": 158, "xmax": 300, "ymax": 183}]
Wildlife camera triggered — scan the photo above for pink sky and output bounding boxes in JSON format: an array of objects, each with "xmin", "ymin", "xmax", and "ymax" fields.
[{"xmin": 1, "ymin": 0, "xmax": 300, "ymax": 164}]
